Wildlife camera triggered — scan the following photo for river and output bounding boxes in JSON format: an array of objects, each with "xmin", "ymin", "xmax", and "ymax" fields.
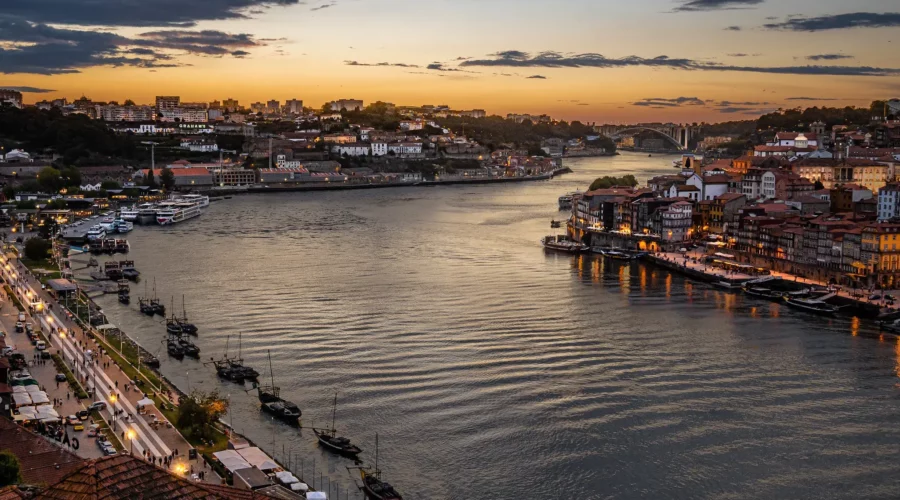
[{"xmin": 91, "ymin": 152, "xmax": 900, "ymax": 499}]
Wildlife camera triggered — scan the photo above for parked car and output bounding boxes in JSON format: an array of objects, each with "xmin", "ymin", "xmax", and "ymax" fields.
[
  {"xmin": 17, "ymin": 312, "xmax": 24, "ymax": 322},
  {"xmin": 87, "ymin": 401, "xmax": 107, "ymax": 412},
  {"xmin": 76, "ymin": 410, "xmax": 89, "ymax": 420},
  {"xmin": 24, "ymin": 323, "xmax": 33, "ymax": 334},
  {"xmin": 102, "ymin": 446, "xmax": 117, "ymax": 456},
  {"xmin": 55, "ymin": 373, "xmax": 67, "ymax": 382},
  {"xmin": 72, "ymin": 421, "xmax": 84, "ymax": 431},
  {"xmin": 35, "ymin": 341, "xmax": 46, "ymax": 351},
  {"xmin": 14, "ymin": 322, "xmax": 23, "ymax": 333},
  {"xmin": 66, "ymin": 415, "xmax": 80, "ymax": 426}
]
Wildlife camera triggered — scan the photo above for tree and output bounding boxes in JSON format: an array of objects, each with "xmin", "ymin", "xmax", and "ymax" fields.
[
  {"xmin": 589, "ymin": 175, "xmax": 638, "ymax": 191},
  {"xmin": 124, "ymin": 99, "xmax": 136, "ymax": 106},
  {"xmin": 145, "ymin": 168, "xmax": 157, "ymax": 188},
  {"xmin": 100, "ymin": 180, "xmax": 121, "ymax": 190},
  {"xmin": 814, "ymin": 180, "xmax": 825, "ymax": 190},
  {"xmin": 177, "ymin": 390, "xmax": 229, "ymax": 440},
  {"xmin": 59, "ymin": 166, "xmax": 81, "ymax": 187},
  {"xmin": 24, "ymin": 237, "xmax": 51, "ymax": 261},
  {"xmin": 0, "ymin": 451, "xmax": 21, "ymax": 486},
  {"xmin": 2, "ymin": 185, "xmax": 14, "ymax": 201},
  {"xmin": 159, "ymin": 167, "xmax": 175, "ymax": 191},
  {"xmin": 37, "ymin": 167, "xmax": 62, "ymax": 192},
  {"xmin": 45, "ymin": 198, "xmax": 68, "ymax": 210}
]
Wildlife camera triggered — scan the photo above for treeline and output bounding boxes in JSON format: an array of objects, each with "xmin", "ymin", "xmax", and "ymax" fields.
[
  {"xmin": 757, "ymin": 101, "xmax": 887, "ymax": 132},
  {"xmin": 0, "ymin": 104, "xmax": 140, "ymax": 164},
  {"xmin": 589, "ymin": 175, "xmax": 637, "ymax": 191},
  {"xmin": 435, "ymin": 116, "xmax": 616, "ymax": 153}
]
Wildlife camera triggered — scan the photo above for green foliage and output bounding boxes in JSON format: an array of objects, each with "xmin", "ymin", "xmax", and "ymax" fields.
[
  {"xmin": 434, "ymin": 116, "xmax": 615, "ymax": 152},
  {"xmin": 2, "ymin": 186, "xmax": 14, "ymax": 201},
  {"xmin": 0, "ymin": 450, "xmax": 22, "ymax": 486},
  {"xmin": 0, "ymin": 107, "xmax": 138, "ymax": 161},
  {"xmin": 15, "ymin": 200, "xmax": 36, "ymax": 209},
  {"xmin": 145, "ymin": 168, "xmax": 157, "ymax": 188},
  {"xmin": 44, "ymin": 198, "xmax": 67, "ymax": 210},
  {"xmin": 24, "ymin": 238, "xmax": 51, "ymax": 261},
  {"xmin": 100, "ymin": 180, "xmax": 121, "ymax": 190},
  {"xmin": 757, "ymin": 103, "xmax": 876, "ymax": 132},
  {"xmin": 159, "ymin": 167, "xmax": 175, "ymax": 190},
  {"xmin": 589, "ymin": 175, "xmax": 638, "ymax": 191},
  {"xmin": 37, "ymin": 167, "xmax": 62, "ymax": 192},
  {"xmin": 177, "ymin": 390, "xmax": 229, "ymax": 441},
  {"xmin": 814, "ymin": 180, "xmax": 825, "ymax": 190}
]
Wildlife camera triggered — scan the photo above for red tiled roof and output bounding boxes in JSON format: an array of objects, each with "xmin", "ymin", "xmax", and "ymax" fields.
[
  {"xmin": 0, "ymin": 418, "xmax": 84, "ymax": 487},
  {"xmin": 703, "ymin": 174, "xmax": 731, "ymax": 184}
]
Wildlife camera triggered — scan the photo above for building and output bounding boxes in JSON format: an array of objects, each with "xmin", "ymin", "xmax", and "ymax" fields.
[
  {"xmin": 769, "ymin": 132, "xmax": 819, "ymax": 148},
  {"xmin": 266, "ymin": 100, "xmax": 280, "ymax": 114},
  {"xmin": 212, "ymin": 169, "xmax": 257, "ymax": 186},
  {"xmin": 180, "ymin": 139, "xmax": 219, "ymax": 152},
  {"xmin": 155, "ymin": 95, "xmax": 180, "ymax": 113},
  {"xmin": 332, "ymin": 144, "xmax": 370, "ymax": 157},
  {"xmin": 878, "ymin": 182, "xmax": 900, "ymax": 221},
  {"xmin": 136, "ymin": 167, "xmax": 214, "ymax": 187},
  {"xmin": 329, "ymin": 99, "xmax": 364, "ymax": 112},
  {"xmin": 388, "ymin": 142, "xmax": 423, "ymax": 156},
  {"xmin": 0, "ymin": 89, "xmax": 24, "ymax": 108},
  {"xmin": 658, "ymin": 201, "xmax": 693, "ymax": 244},
  {"xmin": 222, "ymin": 98, "xmax": 240, "ymax": 112},
  {"xmin": 284, "ymin": 99, "xmax": 303, "ymax": 114},
  {"xmin": 460, "ymin": 109, "xmax": 487, "ymax": 118},
  {"xmin": 322, "ymin": 134, "xmax": 356, "ymax": 144},
  {"xmin": 371, "ymin": 142, "xmax": 388, "ymax": 156},
  {"xmin": 97, "ymin": 105, "xmax": 155, "ymax": 122}
]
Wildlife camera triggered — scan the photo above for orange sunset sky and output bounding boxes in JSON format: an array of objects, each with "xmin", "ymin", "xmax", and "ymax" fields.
[{"xmin": 1, "ymin": 0, "xmax": 898, "ymax": 123}]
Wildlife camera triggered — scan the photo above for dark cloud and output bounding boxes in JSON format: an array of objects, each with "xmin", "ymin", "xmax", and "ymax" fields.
[
  {"xmin": 135, "ymin": 30, "xmax": 261, "ymax": 55},
  {"xmin": 764, "ymin": 12, "xmax": 900, "ymax": 31},
  {"xmin": 785, "ymin": 96, "xmax": 839, "ymax": 101},
  {"xmin": 674, "ymin": 0, "xmax": 764, "ymax": 12},
  {"xmin": 728, "ymin": 53, "xmax": 749, "ymax": 57},
  {"xmin": 724, "ymin": 26, "xmax": 742, "ymax": 31},
  {"xmin": 0, "ymin": 0, "xmax": 301, "ymax": 28},
  {"xmin": 427, "ymin": 63, "xmax": 465, "ymax": 72},
  {"xmin": 0, "ymin": 86, "xmax": 55, "ymax": 93},
  {"xmin": 459, "ymin": 50, "xmax": 900, "ymax": 77},
  {"xmin": 310, "ymin": 2, "xmax": 335, "ymax": 11},
  {"xmin": 231, "ymin": 50, "xmax": 250, "ymax": 57},
  {"xmin": 0, "ymin": 20, "xmax": 263, "ymax": 74},
  {"xmin": 715, "ymin": 100, "xmax": 772, "ymax": 106},
  {"xmin": 717, "ymin": 107, "xmax": 771, "ymax": 114},
  {"xmin": 345, "ymin": 60, "xmax": 420, "ymax": 68},
  {"xmin": 526, "ymin": 75, "xmax": 547, "ymax": 79},
  {"xmin": 806, "ymin": 54, "xmax": 853, "ymax": 61},
  {"xmin": 633, "ymin": 96, "xmax": 707, "ymax": 107},
  {"xmin": 577, "ymin": 103, "xmax": 590, "ymax": 106}
]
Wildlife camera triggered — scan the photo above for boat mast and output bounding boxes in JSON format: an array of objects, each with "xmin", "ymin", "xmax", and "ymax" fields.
[
  {"xmin": 331, "ymin": 392, "xmax": 337, "ymax": 435},
  {"xmin": 375, "ymin": 433, "xmax": 379, "ymax": 478},
  {"xmin": 237, "ymin": 332, "xmax": 243, "ymax": 363},
  {"xmin": 182, "ymin": 294, "xmax": 187, "ymax": 320}
]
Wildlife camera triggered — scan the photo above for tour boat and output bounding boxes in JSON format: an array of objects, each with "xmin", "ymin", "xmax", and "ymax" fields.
[
  {"xmin": 712, "ymin": 280, "xmax": 745, "ymax": 290},
  {"xmin": 114, "ymin": 220, "xmax": 133, "ymax": 233},
  {"xmin": 119, "ymin": 206, "xmax": 140, "ymax": 222},
  {"xmin": 98, "ymin": 216, "xmax": 117, "ymax": 231},
  {"xmin": 156, "ymin": 200, "xmax": 202, "ymax": 226},
  {"xmin": 558, "ymin": 192, "xmax": 578, "ymax": 211},
  {"xmin": 783, "ymin": 293, "xmax": 840, "ymax": 315},
  {"xmin": 85, "ymin": 225, "xmax": 106, "ymax": 242},
  {"xmin": 176, "ymin": 194, "xmax": 210, "ymax": 208},
  {"xmin": 542, "ymin": 235, "xmax": 589, "ymax": 254},
  {"xmin": 359, "ymin": 434, "xmax": 402, "ymax": 500}
]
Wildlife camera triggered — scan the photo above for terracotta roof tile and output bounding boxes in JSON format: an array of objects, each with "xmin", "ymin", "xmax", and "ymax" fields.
[{"xmin": 0, "ymin": 418, "xmax": 84, "ymax": 487}]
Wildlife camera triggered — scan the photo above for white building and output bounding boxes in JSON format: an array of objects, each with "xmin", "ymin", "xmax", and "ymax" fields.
[
  {"xmin": 2, "ymin": 149, "xmax": 31, "ymax": 162},
  {"xmin": 285, "ymin": 99, "xmax": 303, "ymax": 114},
  {"xmin": 80, "ymin": 183, "xmax": 103, "ymax": 191},
  {"xmin": 160, "ymin": 107, "xmax": 208, "ymax": 123},
  {"xmin": 97, "ymin": 105, "xmax": 155, "ymax": 122},
  {"xmin": 388, "ymin": 142, "xmax": 423, "ymax": 156},
  {"xmin": 399, "ymin": 120, "xmax": 424, "ymax": 131},
  {"xmin": 761, "ymin": 171, "xmax": 777, "ymax": 199},
  {"xmin": 769, "ymin": 132, "xmax": 819, "ymax": 148},
  {"xmin": 332, "ymin": 144, "xmax": 370, "ymax": 157},
  {"xmin": 329, "ymin": 99, "xmax": 363, "ymax": 112},
  {"xmin": 180, "ymin": 139, "xmax": 219, "ymax": 152},
  {"xmin": 878, "ymin": 183, "xmax": 900, "ymax": 221},
  {"xmin": 371, "ymin": 143, "xmax": 388, "ymax": 156},
  {"xmin": 661, "ymin": 201, "xmax": 693, "ymax": 243},
  {"xmin": 685, "ymin": 173, "xmax": 731, "ymax": 201}
]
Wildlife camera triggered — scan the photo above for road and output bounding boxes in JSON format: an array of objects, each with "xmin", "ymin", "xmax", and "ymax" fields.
[{"xmin": 0, "ymin": 247, "xmax": 219, "ymax": 481}]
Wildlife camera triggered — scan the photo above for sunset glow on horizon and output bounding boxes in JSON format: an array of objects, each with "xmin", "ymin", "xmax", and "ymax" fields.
[{"xmin": 2, "ymin": 0, "xmax": 898, "ymax": 123}]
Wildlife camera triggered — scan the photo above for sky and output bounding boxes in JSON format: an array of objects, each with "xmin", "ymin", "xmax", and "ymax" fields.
[{"xmin": 0, "ymin": 0, "xmax": 898, "ymax": 123}]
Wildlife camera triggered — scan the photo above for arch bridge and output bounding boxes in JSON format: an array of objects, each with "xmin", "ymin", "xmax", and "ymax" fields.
[{"xmin": 599, "ymin": 124, "xmax": 702, "ymax": 151}]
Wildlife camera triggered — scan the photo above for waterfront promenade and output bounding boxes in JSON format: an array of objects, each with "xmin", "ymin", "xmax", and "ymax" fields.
[{"xmin": 0, "ymin": 250, "xmax": 219, "ymax": 482}]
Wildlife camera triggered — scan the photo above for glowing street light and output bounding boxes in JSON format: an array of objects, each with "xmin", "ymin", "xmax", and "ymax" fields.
[
  {"xmin": 126, "ymin": 429, "xmax": 136, "ymax": 455},
  {"xmin": 173, "ymin": 463, "xmax": 187, "ymax": 475}
]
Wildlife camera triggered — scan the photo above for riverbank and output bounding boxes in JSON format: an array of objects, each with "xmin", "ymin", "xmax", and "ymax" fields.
[
  {"xmin": 201, "ymin": 167, "xmax": 571, "ymax": 195},
  {"xmin": 645, "ymin": 251, "xmax": 887, "ymax": 319}
]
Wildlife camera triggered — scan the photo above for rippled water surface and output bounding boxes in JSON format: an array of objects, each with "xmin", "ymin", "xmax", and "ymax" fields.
[{"xmin": 93, "ymin": 153, "xmax": 900, "ymax": 499}]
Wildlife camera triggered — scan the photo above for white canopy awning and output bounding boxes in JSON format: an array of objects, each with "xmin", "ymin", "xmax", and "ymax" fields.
[
  {"xmin": 25, "ymin": 385, "xmax": 42, "ymax": 393},
  {"xmin": 213, "ymin": 450, "xmax": 252, "ymax": 473},
  {"xmin": 136, "ymin": 398, "xmax": 155, "ymax": 407},
  {"xmin": 12, "ymin": 393, "xmax": 31, "ymax": 406},
  {"xmin": 30, "ymin": 392, "xmax": 50, "ymax": 404}
]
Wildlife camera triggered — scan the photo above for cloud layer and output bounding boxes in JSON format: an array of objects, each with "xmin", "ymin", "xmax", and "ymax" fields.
[
  {"xmin": 764, "ymin": 12, "xmax": 900, "ymax": 31},
  {"xmin": 0, "ymin": 0, "xmax": 301, "ymax": 28},
  {"xmin": 459, "ymin": 50, "xmax": 900, "ymax": 77},
  {"xmin": 674, "ymin": 0, "xmax": 764, "ymax": 12},
  {"xmin": 631, "ymin": 96, "xmax": 775, "ymax": 115},
  {"xmin": 0, "ymin": 86, "xmax": 55, "ymax": 93},
  {"xmin": 0, "ymin": 20, "xmax": 266, "ymax": 74}
]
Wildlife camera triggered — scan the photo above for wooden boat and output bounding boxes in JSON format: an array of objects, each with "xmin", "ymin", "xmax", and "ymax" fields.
[
  {"xmin": 177, "ymin": 296, "xmax": 198, "ymax": 335},
  {"xmin": 166, "ymin": 341, "xmax": 184, "ymax": 359},
  {"xmin": 542, "ymin": 235, "xmax": 588, "ymax": 254},
  {"xmin": 783, "ymin": 294, "xmax": 840, "ymax": 315},
  {"xmin": 359, "ymin": 434, "xmax": 402, "ymax": 500},
  {"xmin": 712, "ymin": 280, "xmax": 744, "ymax": 290},
  {"xmin": 742, "ymin": 286, "xmax": 783, "ymax": 300},
  {"xmin": 141, "ymin": 355, "xmax": 160, "ymax": 368},
  {"xmin": 550, "ymin": 220, "xmax": 561, "ymax": 228},
  {"xmin": 257, "ymin": 351, "xmax": 301, "ymax": 425},
  {"xmin": 177, "ymin": 337, "xmax": 200, "ymax": 358},
  {"xmin": 313, "ymin": 393, "xmax": 361, "ymax": 456},
  {"xmin": 118, "ymin": 292, "xmax": 130, "ymax": 305}
]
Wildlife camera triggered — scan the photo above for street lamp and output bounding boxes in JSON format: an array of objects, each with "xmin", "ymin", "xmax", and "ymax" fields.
[
  {"xmin": 109, "ymin": 394, "xmax": 117, "ymax": 430},
  {"xmin": 126, "ymin": 429, "xmax": 136, "ymax": 455}
]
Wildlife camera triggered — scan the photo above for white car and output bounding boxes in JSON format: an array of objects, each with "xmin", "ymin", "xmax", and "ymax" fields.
[
  {"xmin": 1, "ymin": 346, "xmax": 15, "ymax": 356},
  {"xmin": 35, "ymin": 341, "xmax": 46, "ymax": 351},
  {"xmin": 17, "ymin": 312, "xmax": 25, "ymax": 322}
]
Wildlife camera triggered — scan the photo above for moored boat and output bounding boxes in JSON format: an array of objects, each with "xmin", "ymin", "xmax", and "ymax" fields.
[
  {"xmin": 542, "ymin": 235, "xmax": 588, "ymax": 254},
  {"xmin": 742, "ymin": 286, "xmax": 784, "ymax": 300},
  {"xmin": 257, "ymin": 351, "xmax": 301, "ymax": 425},
  {"xmin": 783, "ymin": 294, "xmax": 840, "ymax": 315},
  {"xmin": 313, "ymin": 393, "xmax": 361, "ymax": 456},
  {"xmin": 359, "ymin": 434, "xmax": 402, "ymax": 500}
]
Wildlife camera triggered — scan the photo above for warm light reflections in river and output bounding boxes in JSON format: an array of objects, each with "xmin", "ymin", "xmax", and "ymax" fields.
[{"xmin": 88, "ymin": 153, "xmax": 900, "ymax": 500}]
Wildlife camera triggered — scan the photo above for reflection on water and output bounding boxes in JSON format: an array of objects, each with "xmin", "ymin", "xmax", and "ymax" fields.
[{"xmin": 90, "ymin": 153, "xmax": 900, "ymax": 499}]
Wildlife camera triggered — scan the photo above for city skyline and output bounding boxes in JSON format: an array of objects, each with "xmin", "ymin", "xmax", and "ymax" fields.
[{"xmin": 1, "ymin": 0, "xmax": 898, "ymax": 122}]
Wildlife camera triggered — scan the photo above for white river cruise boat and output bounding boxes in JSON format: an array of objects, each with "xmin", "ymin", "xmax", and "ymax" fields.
[
  {"xmin": 156, "ymin": 200, "xmax": 203, "ymax": 225},
  {"xmin": 86, "ymin": 225, "xmax": 106, "ymax": 241}
]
